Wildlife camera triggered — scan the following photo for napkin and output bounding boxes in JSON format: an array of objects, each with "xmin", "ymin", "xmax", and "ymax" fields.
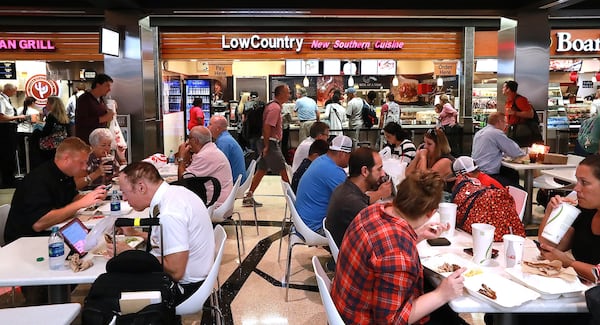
[
  {"xmin": 522, "ymin": 260, "xmax": 578, "ymax": 282},
  {"xmin": 68, "ymin": 254, "xmax": 94, "ymax": 272}
]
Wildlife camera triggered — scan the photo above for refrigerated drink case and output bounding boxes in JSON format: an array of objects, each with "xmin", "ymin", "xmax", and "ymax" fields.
[
  {"xmin": 184, "ymin": 79, "xmax": 212, "ymax": 133},
  {"xmin": 163, "ymin": 77, "xmax": 182, "ymax": 113}
]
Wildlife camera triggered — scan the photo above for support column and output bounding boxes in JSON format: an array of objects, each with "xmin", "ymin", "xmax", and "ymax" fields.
[{"xmin": 462, "ymin": 26, "xmax": 475, "ymax": 155}]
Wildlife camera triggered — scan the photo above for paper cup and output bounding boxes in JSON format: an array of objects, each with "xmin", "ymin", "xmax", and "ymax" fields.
[
  {"xmin": 101, "ymin": 154, "xmax": 114, "ymax": 173},
  {"xmin": 503, "ymin": 234, "xmax": 525, "ymax": 268},
  {"xmin": 541, "ymin": 203, "xmax": 580, "ymax": 244},
  {"xmin": 438, "ymin": 202, "xmax": 457, "ymax": 237},
  {"xmin": 471, "ymin": 223, "xmax": 495, "ymax": 264}
]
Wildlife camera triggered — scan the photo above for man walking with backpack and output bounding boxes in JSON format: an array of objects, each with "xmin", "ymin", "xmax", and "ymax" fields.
[
  {"xmin": 345, "ymin": 87, "xmax": 364, "ymax": 146},
  {"xmin": 503, "ymin": 80, "xmax": 542, "ymax": 147},
  {"xmin": 243, "ymin": 85, "xmax": 291, "ymax": 207}
]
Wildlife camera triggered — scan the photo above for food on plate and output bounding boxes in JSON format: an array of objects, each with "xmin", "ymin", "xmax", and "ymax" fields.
[
  {"xmin": 478, "ymin": 283, "xmax": 497, "ymax": 300},
  {"xmin": 104, "ymin": 233, "xmax": 113, "ymax": 244},
  {"xmin": 464, "ymin": 268, "xmax": 483, "ymax": 277},
  {"xmin": 438, "ymin": 262, "xmax": 461, "ymax": 272},
  {"xmin": 523, "ymin": 260, "xmax": 561, "ymax": 276}
]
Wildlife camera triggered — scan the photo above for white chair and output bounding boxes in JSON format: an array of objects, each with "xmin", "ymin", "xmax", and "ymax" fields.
[
  {"xmin": 508, "ymin": 185, "xmax": 528, "ymax": 222},
  {"xmin": 209, "ymin": 175, "xmax": 244, "ymax": 263},
  {"xmin": 0, "ymin": 204, "xmax": 10, "ymax": 247},
  {"xmin": 283, "ymin": 188, "xmax": 328, "ymax": 301},
  {"xmin": 277, "ymin": 180, "xmax": 295, "ymax": 261},
  {"xmin": 235, "ymin": 159, "xmax": 259, "ymax": 235},
  {"xmin": 311, "ymin": 256, "xmax": 345, "ymax": 325},
  {"xmin": 533, "ymin": 154, "xmax": 584, "ymax": 189},
  {"xmin": 176, "ymin": 225, "xmax": 227, "ymax": 324},
  {"xmin": 322, "ymin": 219, "xmax": 339, "ymax": 263}
]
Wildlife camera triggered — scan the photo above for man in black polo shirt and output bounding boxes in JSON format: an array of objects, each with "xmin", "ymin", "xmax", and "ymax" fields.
[
  {"xmin": 4, "ymin": 137, "xmax": 107, "ymax": 245},
  {"xmin": 325, "ymin": 147, "xmax": 392, "ymax": 247}
]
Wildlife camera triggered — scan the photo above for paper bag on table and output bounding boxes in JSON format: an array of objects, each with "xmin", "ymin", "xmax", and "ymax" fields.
[{"xmin": 522, "ymin": 259, "xmax": 578, "ymax": 282}]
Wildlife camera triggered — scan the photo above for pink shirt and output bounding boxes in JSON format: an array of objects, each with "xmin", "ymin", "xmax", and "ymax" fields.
[
  {"xmin": 263, "ymin": 101, "xmax": 283, "ymax": 141},
  {"xmin": 184, "ymin": 142, "xmax": 233, "ymax": 206},
  {"xmin": 439, "ymin": 103, "xmax": 457, "ymax": 127}
]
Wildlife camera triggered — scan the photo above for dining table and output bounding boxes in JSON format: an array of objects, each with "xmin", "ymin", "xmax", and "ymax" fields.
[
  {"xmin": 0, "ymin": 303, "xmax": 81, "ymax": 324},
  {"xmin": 500, "ymin": 160, "xmax": 578, "ymax": 225},
  {"xmin": 541, "ymin": 167, "xmax": 577, "ymax": 185},
  {"xmin": 0, "ymin": 236, "xmax": 108, "ymax": 303},
  {"xmin": 418, "ymin": 229, "xmax": 591, "ymax": 325}
]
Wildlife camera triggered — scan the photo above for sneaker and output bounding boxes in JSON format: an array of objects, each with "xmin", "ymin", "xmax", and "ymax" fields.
[{"xmin": 242, "ymin": 197, "xmax": 263, "ymax": 207}]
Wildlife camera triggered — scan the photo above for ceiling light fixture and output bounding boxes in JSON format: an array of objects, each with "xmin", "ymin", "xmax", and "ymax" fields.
[
  {"xmin": 392, "ymin": 76, "xmax": 399, "ymax": 86},
  {"xmin": 303, "ymin": 76, "xmax": 309, "ymax": 87},
  {"xmin": 348, "ymin": 75, "xmax": 354, "ymax": 87}
]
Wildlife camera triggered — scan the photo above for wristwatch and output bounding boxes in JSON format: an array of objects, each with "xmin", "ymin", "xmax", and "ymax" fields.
[{"xmin": 177, "ymin": 157, "xmax": 185, "ymax": 163}]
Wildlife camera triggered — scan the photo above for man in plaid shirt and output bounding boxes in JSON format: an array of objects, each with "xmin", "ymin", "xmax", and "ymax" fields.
[{"xmin": 331, "ymin": 170, "xmax": 466, "ymax": 324}]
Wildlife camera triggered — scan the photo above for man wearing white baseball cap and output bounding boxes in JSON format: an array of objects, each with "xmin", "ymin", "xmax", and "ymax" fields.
[
  {"xmin": 452, "ymin": 156, "xmax": 503, "ymax": 189},
  {"xmin": 295, "ymin": 135, "xmax": 353, "ymax": 235}
]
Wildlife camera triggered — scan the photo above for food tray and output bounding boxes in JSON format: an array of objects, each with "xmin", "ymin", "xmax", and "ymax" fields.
[
  {"xmin": 464, "ymin": 273, "xmax": 540, "ymax": 309},
  {"xmin": 505, "ymin": 266, "xmax": 588, "ymax": 299},
  {"xmin": 421, "ymin": 253, "xmax": 482, "ymax": 277}
]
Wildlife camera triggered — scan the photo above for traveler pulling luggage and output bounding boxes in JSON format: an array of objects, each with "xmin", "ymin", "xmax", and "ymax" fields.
[{"xmin": 82, "ymin": 217, "xmax": 179, "ymax": 325}]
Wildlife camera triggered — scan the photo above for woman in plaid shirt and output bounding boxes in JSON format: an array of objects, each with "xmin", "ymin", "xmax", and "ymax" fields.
[{"xmin": 331, "ymin": 170, "xmax": 466, "ymax": 324}]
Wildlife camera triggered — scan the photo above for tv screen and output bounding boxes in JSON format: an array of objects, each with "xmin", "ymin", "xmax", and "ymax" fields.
[{"xmin": 100, "ymin": 27, "xmax": 120, "ymax": 57}]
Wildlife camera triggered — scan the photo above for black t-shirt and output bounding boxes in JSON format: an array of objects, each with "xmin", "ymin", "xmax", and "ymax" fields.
[
  {"xmin": 325, "ymin": 178, "xmax": 370, "ymax": 247},
  {"xmin": 571, "ymin": 207, "xmax": 600, "ymax": 265},
  {"xmin": 4, "ymin": 160, "xmax": 78, "ymax": 244}
]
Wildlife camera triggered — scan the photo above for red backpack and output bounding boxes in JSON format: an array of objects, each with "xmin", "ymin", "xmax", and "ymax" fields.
[{"xmin": 451, "ymin": 175, "xmax": 525, "ymax": 241}]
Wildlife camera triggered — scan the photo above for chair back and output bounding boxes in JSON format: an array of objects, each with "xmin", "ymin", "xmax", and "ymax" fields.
[
  {"xmin": 0, "ymin": 204, "xmax": 10, "ymax": 247},
  {"xmin": 311, "ymin": 256, "xmax": 345, "ymax": 325},
  {"xmin": 281, "ymin": 180, "xmax": 296, "ymax": 203},
  {"xmin": 508, "ymin": 186, "xmax": 528, "ymax": 222},
  {"xmin": 176, "ymin": 225, "xmax": 227, "ymax": 315},
  {"xmin": 567, "ymin": 154, "xmax": 584, "ymax": 166},
  {"xmin": 236, "ymin": 159, "xmax": 256, "ymax": 199},
  {"xmin": 285, "ymin": 163, "xmax": 293, "ymax": 182},
  {"xmin": 285, "ymin": 190, "xmax": 327, "ymax": 246},
  {"xmin": 210, "ymin": 175, "xmax": 242, "ymax": 223},
  {"xmin": 171, "ymin": 176, "xmax": 222, "ymax": 207},
  {"xmin": 322, "ymin": 219, "xmax": 339, "ymax": 263}
]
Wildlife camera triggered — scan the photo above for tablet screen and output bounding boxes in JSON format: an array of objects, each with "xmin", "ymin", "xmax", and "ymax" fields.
[{"xmin": 59, "ymin": 218, "xmax": 90, "ymax": 256}]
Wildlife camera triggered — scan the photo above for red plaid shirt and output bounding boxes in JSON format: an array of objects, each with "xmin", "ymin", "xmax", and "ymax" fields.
[{"xmin": 331, "ymin": 203, "xmax": 427, "ymax": 325}]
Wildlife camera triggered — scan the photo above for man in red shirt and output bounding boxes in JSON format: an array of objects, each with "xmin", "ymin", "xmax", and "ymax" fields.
[
  {"xmin": 503, "ymin": 80, "xmax": 542, "ymax": 147},
  {"xmin": 75, "ymin": 74, "xmax": 115, "ymax": 144},
  {"xmin": 452, "ymin": 156, "xmax": 504, "ymax": 189}
]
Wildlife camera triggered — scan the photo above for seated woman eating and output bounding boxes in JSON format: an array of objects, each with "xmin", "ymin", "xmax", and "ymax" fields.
[
  {"xmin": 76, "ymin": 128, "xmax": 127, "ymax": 190},
  {"xmin": 406, "ymin": 128, "xmax": 455, "ymax": 192},
  {"xmin": 382, "ymin": 121, "xmax": 417, "ymax": 164}
]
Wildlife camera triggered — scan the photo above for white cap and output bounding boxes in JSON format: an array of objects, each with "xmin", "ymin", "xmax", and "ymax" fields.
[
  {"xmin": 329, "ymin": 135, "xmax": 353, "ymax": 153},
  {"xmin": 453, "ymin": 156, "xmax": 478, "ymax": 174}
]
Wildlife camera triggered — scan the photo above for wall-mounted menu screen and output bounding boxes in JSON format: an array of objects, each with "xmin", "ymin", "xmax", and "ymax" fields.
[
  {"xmin": 100, "ymin": 27, "xmax": 120, "ymax": 57},
  {"xmin": 285, "ymin": 59, "xmax": 304, "ymax": 76},
  {"xmin": 377, "ymin": 59, "xmax": 396, "ymax": 75},
  {"xmin": 361, "ymin": 60, "xmax": 378, "ymax": 75},
  {"xmin": 342, "ymin": 60, "xmax": 360, "ymax": 75},
  {"xmin": 305, "ymin": 59, "xmax": 320, "ymax": 75},
  {"xmin": 323, "ymin": 59, "xmax": 341, "ymax": 75}
]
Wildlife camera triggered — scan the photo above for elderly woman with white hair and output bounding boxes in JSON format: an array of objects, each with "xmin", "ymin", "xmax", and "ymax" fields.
[{"xmin": 76, "ymin": 127, "xmax": 126, "ymax": 190}]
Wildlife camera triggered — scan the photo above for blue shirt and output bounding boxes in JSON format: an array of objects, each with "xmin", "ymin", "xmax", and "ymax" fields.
[
  {"xmin": 215, "ymin": 130, "xmax": 247, "ymax": 184},
  {"xmin": 472, "ymin": 124, "xmax": 525, "ymax": 174},
  {"xmin": 295, "ymin": 154, "xmax": 346, "ymax": 232},
  {"xmin": 294, "ymin": 96, "xmax": 318, "ymax": 121}
]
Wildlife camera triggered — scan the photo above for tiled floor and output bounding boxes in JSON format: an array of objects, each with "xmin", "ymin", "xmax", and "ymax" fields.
[{"xmin": 1, "ymin": 175, "xmax": 549, "ymax": 324}]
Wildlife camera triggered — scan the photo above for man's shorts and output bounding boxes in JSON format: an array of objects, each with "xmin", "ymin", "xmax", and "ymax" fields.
[{"xmin": 257, "ymin": 140, "xmax": 286, "ymax": 173}]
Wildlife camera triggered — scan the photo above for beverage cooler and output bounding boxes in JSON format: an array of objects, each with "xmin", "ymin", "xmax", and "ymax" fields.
[
  {"xmin": 184, "ymin": 79, "xmax": 212, "ymax": 134},
  {"xmin": 163, "ymin": 77, "xmax": 182, "ymax": 113}
]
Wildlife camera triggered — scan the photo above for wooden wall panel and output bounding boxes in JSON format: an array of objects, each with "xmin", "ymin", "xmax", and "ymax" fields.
[
  {"xmin": 474, "ymin": 31, "xmax": 498, "ymax": 57},
  {"xmin": 160, "ymin": 32, "xmax": 462, "ymax": 60},
  {"xmin": 0, "ymin": 32, "xmax": 103, "ymax": 61}
]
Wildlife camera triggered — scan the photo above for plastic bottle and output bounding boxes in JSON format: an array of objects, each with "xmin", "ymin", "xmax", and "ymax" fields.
[
  {"xmin": 168, "ymin": 149, "xmax": 175, "ymax": 164},
  {"xmin": 110, "ymin": 189, "xmax": 121, "ymax": 213},
  {"xmin": 48, "ymin": 226, "xmax": 65, "ymax": 270}
]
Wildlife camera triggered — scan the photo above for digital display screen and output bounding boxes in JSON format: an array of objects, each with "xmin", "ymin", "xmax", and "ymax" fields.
[
  {"xmin": 100, "ymin": 27, "xmax": 120, "ymax": 57},
  {"xmin": 60, "ymin": 219, "xmax": 89, "ymax": 255}
]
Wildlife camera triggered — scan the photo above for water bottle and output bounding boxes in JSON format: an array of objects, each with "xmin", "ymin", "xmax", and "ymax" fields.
[
  {"xmin": 110, "ymin": 189, "xmax": 121, "ymax": 213},
  {"xmin": 168, "ymin": 150, "xmax": 175, "ymax": 164},
  {"xmin": 48, "ymin": 226, "xmax": 65, "ymax": 270}
]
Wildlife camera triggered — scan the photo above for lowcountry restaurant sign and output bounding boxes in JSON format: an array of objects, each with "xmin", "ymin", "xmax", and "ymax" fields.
[
  {"xmin": 221, "ymin": 34, "xmax": 404, "ymax": 52},
  {"xmin": 0, "ymin": 39, "xmax": 56, "ymax": 51},
  {"xmin": 551, "ymin": 30, "xmax": 600, "ymax": 55}
]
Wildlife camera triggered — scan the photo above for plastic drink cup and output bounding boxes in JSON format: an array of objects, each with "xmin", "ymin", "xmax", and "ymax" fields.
[
  {"xmin": 438, "ymin": 202, "xmax": 457, "ymax": 237},
  {"xmin": 101, "ymin": 154, "xmax": 114, "ymax": 173},
  {"xmin": 541, "ymin": 202, "xmax": 581, "ymax": 244},
  {"xmin": 471, "ymin": 223, "xmax": 495, "ymax": 264},
  {"xmin": 503, "ymin": 234, "xmax": 525, "ymax": 268}
]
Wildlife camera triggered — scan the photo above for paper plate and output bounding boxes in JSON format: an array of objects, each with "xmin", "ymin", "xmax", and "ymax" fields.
[
  {"xmin": 421, "ymin": 253, "xmax": 481, "ymax": 277},
  {"xmin": 79, "ymin": 201, "xmax": 133, "ymax": 216},
  {"xmin": 505, "ymin": 266, "xmax": 589, "ymax": 299},
  {"xmin": 464, "ymin": 273, "xmax": 540, "ymax": 309}
]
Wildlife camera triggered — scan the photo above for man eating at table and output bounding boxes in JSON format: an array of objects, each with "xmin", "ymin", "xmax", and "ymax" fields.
[{"xmin": 3, "ymin": 137, "xmax": 107, "ymax": 305}]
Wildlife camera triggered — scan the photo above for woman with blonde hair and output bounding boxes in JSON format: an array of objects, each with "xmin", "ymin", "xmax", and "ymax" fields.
[
  {"xmin": 406, "ymin": 128, "xmax": 455, "ymax": 192},
  {"xmin": 36, "ymin": 96, "xmax": 71, "ymax": 162}
]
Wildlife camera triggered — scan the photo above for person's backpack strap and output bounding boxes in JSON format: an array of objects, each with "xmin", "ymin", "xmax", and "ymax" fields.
[{"xmin": 456, "ymin": 188, "xmax": 488, "ymax": 229}]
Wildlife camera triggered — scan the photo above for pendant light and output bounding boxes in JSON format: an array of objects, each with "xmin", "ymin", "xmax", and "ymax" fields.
[
  {"xmin": 303, "ymin": 76, "xmax": 309, "ymax": 87},
  {"xmin": 348, "ymin": 75, "xmax": 354, "ymax": 87},
  {"xmin": 392, "ymin": 76, "xmax": 399, "ymax": 87},
  {"xmin": 437, "ymin": 77, "xmax": 444, "ymax": 87}
]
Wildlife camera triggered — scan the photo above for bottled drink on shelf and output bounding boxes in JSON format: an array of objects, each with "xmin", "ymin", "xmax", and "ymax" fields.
[
  {"xmin": 110, "ymin": 189, "xmax": 121, "ymax": 213},
  {"xmin": 48, "ymin": 226, "xmax": 65, "ymax": 270}
]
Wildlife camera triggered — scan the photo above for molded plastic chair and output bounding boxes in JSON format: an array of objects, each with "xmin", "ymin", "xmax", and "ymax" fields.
[
  {"xmin": 533, "ymin": 154, "xmax": 584, "ymax": 189},
  {"xmin": 322, "ymin": 219, "xmax": 339, "ymax": 263},
  {"xmin": 277, "ymin": 180, "xmax": 295, "ymax": 261},
  {"xmin": 283, "ymin": 189, "xmax": 328, "ymax": 301},
  {"xmin": 176, "ymin": 225, "xmax": 227, "ymax": 324},
  {"xmin": 311, "ymin": 256, "xmax": 345, "ymax": 325},
  {"xmin": 508, "ymin": 185, "xmax": 528, "ymax": 222},
  {"xmin": 209, "ymin": 175, "xmax": 244, "ymax": 263},
  {"xmin": 235, "ymin": 159, "xmax": 259, "ymax": 234},
  {"xmin": 0, "ymin": 204, "xmax": 10, "ymax": 247}
]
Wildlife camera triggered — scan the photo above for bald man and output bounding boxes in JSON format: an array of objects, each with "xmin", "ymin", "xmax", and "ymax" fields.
[
  {"xmin": 177, "ymin": 126, "xmax": 233, "ymax": 206},
  {"xmin": 208, "ymin": 115, "xmax": 247, "ymax": 184}
]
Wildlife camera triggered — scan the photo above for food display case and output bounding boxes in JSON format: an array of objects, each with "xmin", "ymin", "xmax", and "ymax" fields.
[
  {"xmin": 472, "ymin": 84, "xmax": 497, "ymax": 126},
  {"xmin": 400, "ymin": 106, "xmax": 438, "ymax": 126}
]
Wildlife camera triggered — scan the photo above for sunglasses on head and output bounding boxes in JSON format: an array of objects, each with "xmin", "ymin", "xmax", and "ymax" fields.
[{"xmin": 426, "ymin": 128, "xmax": 438, "ymax": 139}]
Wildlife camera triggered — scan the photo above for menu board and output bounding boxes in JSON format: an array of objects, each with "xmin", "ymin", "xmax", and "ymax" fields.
[
  {"xmin": 361, "ymin": 60, "xmax": 378, "ymax": 75},
  {"xmin": 323, "ymin": 59, "xmax": 341, "ymax": 75},
  {"xmin": 0, "ymin": 62, "xmax": 16, "ymax": 79}
]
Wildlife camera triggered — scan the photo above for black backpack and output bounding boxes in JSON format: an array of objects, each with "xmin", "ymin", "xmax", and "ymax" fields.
[
  {"xmin": 361, "ymin": 99, "xmax": 378, "ymax": 128},
  {"xmin": 82, "ymin": 243, "xmax": 178, "ymax": 324},
  {"xmin": 242, "ymin": 100, "xmax": 266, "ymax": 139}
]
